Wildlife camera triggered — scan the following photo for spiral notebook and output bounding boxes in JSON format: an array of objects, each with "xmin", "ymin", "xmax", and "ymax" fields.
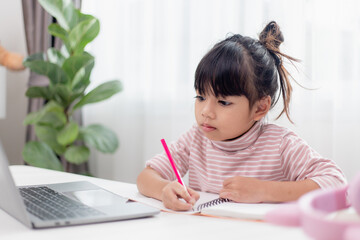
[
  {"xmin": 129, "ymin": 191, "xmax": 280, "ymax": 220},
  {"xmin": 197, "ymin": 197, "xmax": 280, "ymax": 220}
]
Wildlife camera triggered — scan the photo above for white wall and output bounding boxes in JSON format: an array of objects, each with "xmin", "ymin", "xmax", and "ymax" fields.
[
  {"xmin": 82, "ymin": 0, "xmax": 360, "ymax": 184},
  {"xmin": 0, "ymin": 1, "xmax": 357, "ymax": 187},
  {"xmin": 0, "ymin": 1, "xmax": 29, "ymax": 165}
]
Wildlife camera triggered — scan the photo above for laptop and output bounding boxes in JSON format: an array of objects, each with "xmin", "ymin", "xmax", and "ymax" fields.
[{"xmin": 0, "ymin": 142, "xmax": 160, "ymax": 229}]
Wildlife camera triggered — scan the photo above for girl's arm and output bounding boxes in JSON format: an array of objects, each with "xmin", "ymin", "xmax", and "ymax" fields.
[
  {"xmin": 280, "ymin": 132, "xmax": 346, "ymax": 189},
  {"xmin": 137, "ymin": 126, "xmax": 201, "ymax": 210},
  {"xmin": 137, "ymin": 166, "xmax": 199, "ymax": 210},
  {"xmin": 136, "ymin": 166, "xmax": 170, "ymax": 200},
  {"xmin": 219, "ymin": 176, "xmax": 319, "ymax": 203}
]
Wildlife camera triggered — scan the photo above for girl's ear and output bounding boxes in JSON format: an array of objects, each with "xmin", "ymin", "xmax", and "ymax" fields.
[{"xmin": 253, "ymin": 96, "xmax": 271, "ymax": 121}]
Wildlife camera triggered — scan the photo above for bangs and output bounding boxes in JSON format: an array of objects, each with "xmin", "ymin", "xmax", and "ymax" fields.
[{"xmin": 194, "ymin": 41, "xmax": 256, "ymax": 102}]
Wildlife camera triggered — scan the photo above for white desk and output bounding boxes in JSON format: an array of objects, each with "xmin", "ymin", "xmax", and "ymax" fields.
[{"xmin": 0, "ymin": 165, "xmax": 310, "ymax": 240}]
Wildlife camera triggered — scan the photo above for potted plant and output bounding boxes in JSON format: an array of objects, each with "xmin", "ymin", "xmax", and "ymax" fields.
[{"xmin": 22, "ymin": 0, "xmax": 122, "ymax": 173}]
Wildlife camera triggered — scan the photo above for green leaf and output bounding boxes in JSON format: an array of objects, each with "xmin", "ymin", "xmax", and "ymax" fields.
[
  {"xmin": 23, "ymin": 58, "xmax": 69, "ymax": 85},
  {"xmin": 24, "ymin": 111, "xmax": 45, "ymax": 125},
  {"xmin": 22, "ymin": 141, "xmax": 63, "ymax": 171},
  {"xmin": 47, "ymin": 48, "xmax": 66, "ymax": 66},
  {"xmin": 25, "ymin": 86, "xmax": 51, "ymax": 99},
  {"xmin": 48, "ymin": 23, "xmax": 68, "ymax": 42},
  {"xmin": 25, "ymin": 52, "xmax": 46, "ymax": 61},
  {"xmin": 62, "ymin": 54, "xmax": 94, "ymax": 81},
  {"xmin": 72, "ymin": 66, "xmax": 93, "ymax": 91},
  {"xmin": 50, "ymin": 84, "xmax": 72, "ymax": 107},
  {"xmin": 43, "ymin": 100, "xmax": 65, "ymax": 112},
  {"xmin": 73, "ymin": 80, "xmax": 122, "ymax": 110},
  {"xmin": 64, "ymin": 145, "xmax": 89, "ymax": 164},
  {"xmin": 70, "ymin": 91, "xmax": 84, "ymax": 103},
  {"xmin": 72, "ymin": 68, "xmax": 86, "ymax": 90},
  {"xmin": 35, "ymin": 125, "xmax": 66, "ymax": 155},
  {"xmin": 77, "ymin": 11, "xmax": 93, "ymax": 23},
  {"xmin": 68, "ymin": 18, "xmax": 100, "ymax": 54},
  {"xmin": 38, "ymin": 111, "xmax": 67, "ymax": 128},
  {"xmin": 72, "ymin": 59, "xmax": 93, "ymax": 92},
  {"xmin": 38, "ymin": 0, "xmax": 77, "ymax": 31},
  {"xmin": 23, "ymin": 101, "xmax": 66, "ymax": 126},
  {"xmin": 36, "ymin": 101, "xmax": 67, "ymax": 128},
  {"xmin": 57, "ymin": 122, "xmax": 79, "ymax": 146},
  {"xmin": 60, "ymin": 44, "xmax": 70, "ymax": 58},
  {"xmin": 80, "ymin": 124, "xmax": 118, "ymax": 153}
]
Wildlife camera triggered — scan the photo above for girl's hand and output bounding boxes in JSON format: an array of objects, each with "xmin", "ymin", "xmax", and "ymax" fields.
[
  {"xmin": 161, "ymin": 181, "xmax": 200, "ymax": 211},
  {"xmin": 219, "ymin": 176, "xmax": 268, "ymax": 203}
]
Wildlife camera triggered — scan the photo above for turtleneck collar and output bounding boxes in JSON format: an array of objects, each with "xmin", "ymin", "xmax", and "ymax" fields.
[{"xmin": 210, "ymin": 120, "xmax": 264, "ymax": 152}]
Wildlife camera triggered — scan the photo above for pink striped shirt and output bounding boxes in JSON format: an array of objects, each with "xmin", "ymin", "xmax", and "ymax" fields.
[{"xmin": 146, "ymin": 121, "xmax": 346, "ymax": 194}]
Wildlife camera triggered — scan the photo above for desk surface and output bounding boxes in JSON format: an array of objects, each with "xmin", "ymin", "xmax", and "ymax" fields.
[{"xmin": 0, "ymin": 165, "xmax": 309, "ymax": 240}]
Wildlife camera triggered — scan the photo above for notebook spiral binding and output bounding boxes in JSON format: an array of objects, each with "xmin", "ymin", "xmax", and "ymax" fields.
[{"xmin": 196, "ymin": 198, "xmax": 230, "ymax": 211}]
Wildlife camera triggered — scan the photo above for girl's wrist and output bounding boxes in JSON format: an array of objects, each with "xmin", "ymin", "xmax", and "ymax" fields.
[
  {"xmin": 261, "ymin": 179, "xmax": 321, "ymax": 203},
  {"xmin": 261, "ymin": 180, "xmax": 271, "ymax": 202},
  {"xmin": 261, "ymin": 180, "xmax": 279, "ymax": 202}
]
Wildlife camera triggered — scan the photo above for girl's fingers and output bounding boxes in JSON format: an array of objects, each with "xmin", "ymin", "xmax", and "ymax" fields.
[
  {"xmin": 188, "ymin": 188, "xmax": 200, "ymax": 201},
  {"xmin": 164, "ymin": 196, "xmax": 193, "ymax": 211},
  {"xmin": 162, "ymin": 182, "xmax": 194, "ymax": 211},
  {"xmin": 219, "ymin": 191, "xmax": 233, "ymax": 200},
  {"xmin": 175, "ymin": 184, "xmax": 195, "ymax": 205}
]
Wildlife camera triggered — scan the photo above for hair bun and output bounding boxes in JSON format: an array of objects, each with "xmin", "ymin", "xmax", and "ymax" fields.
[{"xmin": 259, "ymin": 21, "xmax": 284, "ymax": 50}]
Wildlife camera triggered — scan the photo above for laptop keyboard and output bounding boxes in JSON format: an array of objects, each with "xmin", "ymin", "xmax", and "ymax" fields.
[{"xmin": 19, "ymin": 186, "xmax": 105, "ymax": 220}]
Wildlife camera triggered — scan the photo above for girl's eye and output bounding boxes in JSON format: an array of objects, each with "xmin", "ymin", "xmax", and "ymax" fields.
[
  {"xmin": 218, "ymin": 100, "xmax": 232, "ymax": 106},
  {"xmin": 195, "ymin": 95, "xmax": 205, "ymax": 102}
]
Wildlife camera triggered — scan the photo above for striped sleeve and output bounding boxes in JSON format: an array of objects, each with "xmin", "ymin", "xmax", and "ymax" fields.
[
  {"xmin": 145, "ymin": 126, "xmax": 195, "ymax": 181},
  {"xmin": 280, "ymin": 131, "xmax": 347, "ymax": 188}
]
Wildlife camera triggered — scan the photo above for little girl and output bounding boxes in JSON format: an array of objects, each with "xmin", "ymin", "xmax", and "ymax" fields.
[{"xmin": 137, "ymin": 21, "xmax": 346, "ymax": 211}]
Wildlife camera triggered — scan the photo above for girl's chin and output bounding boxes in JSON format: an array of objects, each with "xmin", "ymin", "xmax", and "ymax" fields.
[
  {"xmin": 203, "ymin": 132, "xmax": 224, "ymax": 141},
  {"xmin": 203, "ymin": 131, "xmax": 241, "ymax": 141}
]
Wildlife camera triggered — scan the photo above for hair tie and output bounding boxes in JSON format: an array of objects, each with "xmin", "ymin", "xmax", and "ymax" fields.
[{"xmin": 272, "ymin": 53, "xmax": 281, "ymax": 67}]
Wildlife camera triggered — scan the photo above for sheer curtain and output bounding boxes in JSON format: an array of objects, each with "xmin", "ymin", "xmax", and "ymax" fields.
[{"xmin": 82, "ymin": 0, "xmax": 360, "ymax": 183}]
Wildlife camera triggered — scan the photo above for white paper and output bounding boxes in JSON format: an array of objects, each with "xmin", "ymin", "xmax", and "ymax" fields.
[
  {"xmin": 200, "ymin": 202, "xmax": 280, "ymax": 220},
  {"xmin": 129, "ymin": 191, "xmax": 280, "ymax": 219},
  {"xmin": 128, "ymin": 191, "xmax": 219, "ymax": 214}
]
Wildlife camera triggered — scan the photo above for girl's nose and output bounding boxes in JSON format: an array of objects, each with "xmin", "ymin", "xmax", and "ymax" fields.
[{"xmin": 201, "ymin": 103, "xmax": 215, "ymax": 119}]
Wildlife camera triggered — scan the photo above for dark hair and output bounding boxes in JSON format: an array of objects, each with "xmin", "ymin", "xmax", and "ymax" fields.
[{"xmin": 194, "ymin": 21, "xmax": 298, "ymax": 122}]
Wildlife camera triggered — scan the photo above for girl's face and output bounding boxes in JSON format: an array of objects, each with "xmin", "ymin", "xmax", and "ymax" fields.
[{"xmin": 195, "ymin": 91, "xmax": 257, "ymax": 141}]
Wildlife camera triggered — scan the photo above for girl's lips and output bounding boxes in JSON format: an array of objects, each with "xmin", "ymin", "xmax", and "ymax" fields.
[{"xmin": 201, "ymin": 124, "xmax": 216, "ymax": 132}]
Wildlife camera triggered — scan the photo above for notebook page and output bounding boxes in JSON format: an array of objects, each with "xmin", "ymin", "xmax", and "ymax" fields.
[
  {"xmin": 128, "ymin": 191, "xmax": 220, "ymax": 214},
  {"xmin": 128, "ymin": 190, "xmax": 280, "ymax": 219},
  {"xmin": 200, "ymin": 202, "xmax": 281, "ymax": 220}
]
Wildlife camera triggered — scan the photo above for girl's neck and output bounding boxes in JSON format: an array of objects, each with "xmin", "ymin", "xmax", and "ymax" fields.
[{"xmin": 224, "ymin": 120, "xmax": 257, "ymax": 142}]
